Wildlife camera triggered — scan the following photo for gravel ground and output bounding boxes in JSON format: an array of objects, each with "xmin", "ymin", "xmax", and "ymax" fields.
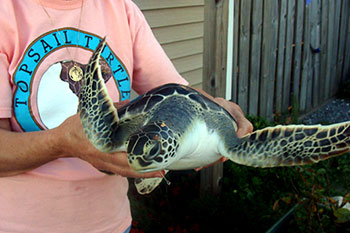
[{"xmin": 302, "ymin": 98, "xmax": 350, "ymax": 125}]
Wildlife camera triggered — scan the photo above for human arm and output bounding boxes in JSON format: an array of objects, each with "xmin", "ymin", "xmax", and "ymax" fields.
[
  {"xmin": 0, "ymin": 116, "xmax": 163, "ymax": 178},
  {"xmin": 0, "ymin": 118, "xmax": 60, "ymax": 177}
]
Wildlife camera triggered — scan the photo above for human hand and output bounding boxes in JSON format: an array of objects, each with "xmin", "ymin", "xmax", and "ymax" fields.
[
  {"xmin": 191, "ymin": 87, "xmax": 253, "ymax": 138},
  {"xmin": 213, "ymin": 97, "xmax": 253, "ymax": 138},
  {"xmin": 53, "ymin": 101, "xmax": 164, "ymax": 179},
  {"xmin": 195, "ymin": 97, "xmax": 253, "ymax": 170}
]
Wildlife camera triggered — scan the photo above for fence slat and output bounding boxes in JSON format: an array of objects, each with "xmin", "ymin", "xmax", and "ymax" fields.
[
  {"xmin": 260, "ymin": 0, "xmax": 278, "ymax": 121},
  {"xmin": 300, "ymin": 3, "xmax": 311, "ymax": 112},
  {"xmin": 343, "ymin": 0, "xmax": 350, "ymax": 79},
  {"xmin": 319, "ymin": 0, "xmax": 329, "ymax": 102},
  {"xmin": 326, "ymin": 0, "xmax": 335, "ymax": 99},
  {"xmin": 337, "ymin": 0, "xmax": 349, "ymax": 84},
  {"xmin": 230, "ymin": 0, "xmax": 350, "ymax": 120},
  {"xmin": 310, "ymin": 0, "xmax": 321, "ymax": 108},
  {"xmin": 292, "ymin": 0, "xmax": 305, "ymax": 108},
  {"xmin": 231, "ymin": 0, "xmax": 240, "ymax": 103},
  {"xmin": 275, "ymin": 0, "xmax": 287, "ymax": 114},
  {"xmin": 248, "ymin": 0, "xmax": 263, "ymax": 116},
  {"xmin": 282, "ymin": 0, "xmax": 295, "ymax": 111},
  {"xmin": 331, "ymin": 0, "xmax": 342, "ymax": 95},
  {"xmin": 238, "ymin": 0, "xmax": 251, "ymax": 113}
]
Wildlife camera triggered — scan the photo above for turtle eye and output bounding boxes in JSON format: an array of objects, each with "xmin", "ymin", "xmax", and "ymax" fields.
[{"xmin": 146, "ymin": 141, "xmax": 161, "ymax": 160}]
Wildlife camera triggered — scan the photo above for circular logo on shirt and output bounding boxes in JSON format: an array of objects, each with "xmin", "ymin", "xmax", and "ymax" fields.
[{"xmin": 13, "ymin": 28, "xmax": 131, "ymax": 132}]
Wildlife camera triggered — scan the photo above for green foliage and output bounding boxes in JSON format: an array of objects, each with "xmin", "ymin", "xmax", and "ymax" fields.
[
  {"xmin": 338, "ymin": 79, "xmax": 350, "ymax": 99},
  {"xmin": 273, "ymin": 94, "xmax": 300, "ymax": 124},
  {"xmin": 129, "ymin": 167, "xmax": 294, "ymax": 233},
  {"xmin": 129, "ymin": 171, "xmax": 204, "ymax": 233},
  {"xmin": 246, "ymin": 115, "xmax": 273, "ymax": 130},
  {"xmin": 276, "ymin": 156, "xmax": 350, "ymax": 233},
  {"xmin": 334, "ymin": 208, "xmax": 350, "ymax": 224}
]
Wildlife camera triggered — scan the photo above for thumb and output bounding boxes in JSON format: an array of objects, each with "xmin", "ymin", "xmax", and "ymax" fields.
[{"xmin": 114, "ymin": 100, "xmax": 130, "ymax": 109}]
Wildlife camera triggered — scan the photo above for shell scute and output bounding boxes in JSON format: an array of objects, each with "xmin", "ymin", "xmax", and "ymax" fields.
[
  {"xmin": 144, "ymin": 95, "xmax": 163, "ymax": 112},
  {"xmin": 175, "ymin": 86, "xmax": 191, "ymax": 95},
  {"xmin": 156, "ymin": 86, "xmax": 176, "ymax": 96},
  {"xmin": 188, "ymin": 93, "xmax": 208, "ymax": 110},
  {"xmin": 205, "ymin": 99, "xmax": 222, "ymax": 111},
  {"xmin": 129, "ymin": 96, "xmax": 149, "ymax": 113},
  {"xmin": 143, "ymin": 124, "xmax": 161, "ymax": 133}
]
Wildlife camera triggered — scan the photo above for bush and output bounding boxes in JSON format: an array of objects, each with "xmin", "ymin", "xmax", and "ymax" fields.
[{"xmin": 338, "ymin": 79, "xmax": 350, "ymax": 99}]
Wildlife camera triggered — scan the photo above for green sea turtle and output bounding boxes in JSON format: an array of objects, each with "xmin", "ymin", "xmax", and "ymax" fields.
[{"xmin": 79, "ymin": 38, "xmax": 350, "ymax": 194}]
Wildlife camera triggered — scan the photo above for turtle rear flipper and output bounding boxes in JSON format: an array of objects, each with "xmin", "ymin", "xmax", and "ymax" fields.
[
  {"xmin": 224, "ymin": 121, "xmax": 350, "ymax": 167},
  {"xmin": 78, "ymin": 38, "xmax": 119, "ymax": 153}
]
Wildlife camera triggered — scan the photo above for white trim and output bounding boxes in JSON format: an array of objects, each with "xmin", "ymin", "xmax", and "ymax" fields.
[{"xmin": 225, "ymin": 0, "xmax": 234, "ymax": 100}]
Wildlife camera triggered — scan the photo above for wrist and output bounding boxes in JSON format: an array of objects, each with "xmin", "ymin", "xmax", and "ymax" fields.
[{"xmin": 49, "ymin": 127, "xmax": 68, "ymax": 159}]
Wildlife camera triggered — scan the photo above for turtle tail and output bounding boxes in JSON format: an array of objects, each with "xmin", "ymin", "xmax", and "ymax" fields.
[
  {"xmin": 78, "ymin": 37, "xmax": 120, "ymax": 153},
  {"xmin": 225, "ymin": 121, "xmax": 350, "ymax": 168}
]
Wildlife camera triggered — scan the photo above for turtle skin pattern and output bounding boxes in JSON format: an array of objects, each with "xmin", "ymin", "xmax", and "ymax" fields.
[
  {"xmin": 78, "ymin": 37, "xmax": 120, "ymax": 153},
  {"xmin": 229, "ymin": 123, "xmax": 350, "ymax": 168},
  {"xmin": 78, "ymin": 38, "xmax": 350, "ymax": 194}
]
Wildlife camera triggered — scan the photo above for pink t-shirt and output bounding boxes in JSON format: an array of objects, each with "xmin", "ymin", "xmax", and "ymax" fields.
[{"xmin": 0, "ymin": 0, "xmax": 187, "ymax": 232}]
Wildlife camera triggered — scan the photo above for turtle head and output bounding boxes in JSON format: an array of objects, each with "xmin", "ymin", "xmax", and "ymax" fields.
[{"xmin": 127, "ymin": 121, "xmax": 179, "ymax": 173}]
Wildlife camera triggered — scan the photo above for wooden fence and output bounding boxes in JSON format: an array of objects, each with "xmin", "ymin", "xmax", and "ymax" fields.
[{"xmin": 230, "ymin": 0, "xmax": 350, "ymax": 121}]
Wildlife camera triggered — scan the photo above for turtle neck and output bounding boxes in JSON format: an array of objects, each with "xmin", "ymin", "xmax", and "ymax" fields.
[{"xmin": 33, "ymin": 0, "xmax": 89, "ymax": 10}]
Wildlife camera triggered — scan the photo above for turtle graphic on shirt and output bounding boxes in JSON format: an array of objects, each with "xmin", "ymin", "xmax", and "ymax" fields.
[{"xmin": 59, "ymin": 59, "xmax": 112, "ymax": 96}]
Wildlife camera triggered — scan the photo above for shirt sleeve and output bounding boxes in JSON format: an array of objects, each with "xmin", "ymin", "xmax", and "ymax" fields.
[
  {"xmin": 125, "ymin": 0, "xmax": 188, "ymax": 94},
  {"xmin": 0, "ymin": 53, "xmax": 12, "ymax": 118}
]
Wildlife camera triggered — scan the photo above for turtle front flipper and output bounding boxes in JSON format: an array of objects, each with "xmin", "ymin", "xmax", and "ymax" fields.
[
  {"xmin": 134, "ymin": 171, "xmax": 170, "ymax": 195},
  {"xmin": 224, "ymin": 121, "xmax": 350, "ymax": 167},
  {"xmin": 78, "ymin": 38, "xmax": 119, "ymax": 153}
]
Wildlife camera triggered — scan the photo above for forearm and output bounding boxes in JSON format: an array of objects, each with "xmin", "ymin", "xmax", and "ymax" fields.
[{"xmin": 0, "ymin": 127, "xmax": 62, "ymax": 177}]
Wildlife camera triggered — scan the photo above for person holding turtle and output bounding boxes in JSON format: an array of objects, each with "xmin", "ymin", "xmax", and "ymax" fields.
[{"xmin": 0, "ymin": 0, "xmax": 253, "ymax": 232}]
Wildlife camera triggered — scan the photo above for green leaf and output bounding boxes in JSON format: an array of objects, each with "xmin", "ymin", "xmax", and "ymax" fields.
[{"xmin": 334, "ymin": 208, "xmax": 350, "ymax": 224}]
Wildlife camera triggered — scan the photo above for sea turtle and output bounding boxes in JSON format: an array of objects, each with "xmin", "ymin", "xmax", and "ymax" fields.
[{"xmin": 79, "ymin": 38, "xmax": 350, "ymax": 194}]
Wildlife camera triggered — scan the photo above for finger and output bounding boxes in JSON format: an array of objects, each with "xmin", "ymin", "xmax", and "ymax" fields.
[
  {"xmin": 98, "ymin": 153, "xmax": 166, "ymax": 178},
  {"xmin": 228, "ymin": 101, "xmax": 245, "ymax": 117},
  {"xmin": 212, "ymin": 99, "xmax": 253, "ymax": 136},
  {"xmin": 113, "ymin": 100, "xmax": 130, "ymax": 109},
  {"xmin": 236, "ymin": 118, "xmax": 254, "ymax": 138},
  {"xmin": 96, "ymin": 160, "xmax": 165, "ymax": 178},
  {"xmin": 221, "ymin": 101, "xmax": 253, "ymax": 138},
  {"xmin": 194, "ymin": 156, "xmax": 227, "ymax": 171}
]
